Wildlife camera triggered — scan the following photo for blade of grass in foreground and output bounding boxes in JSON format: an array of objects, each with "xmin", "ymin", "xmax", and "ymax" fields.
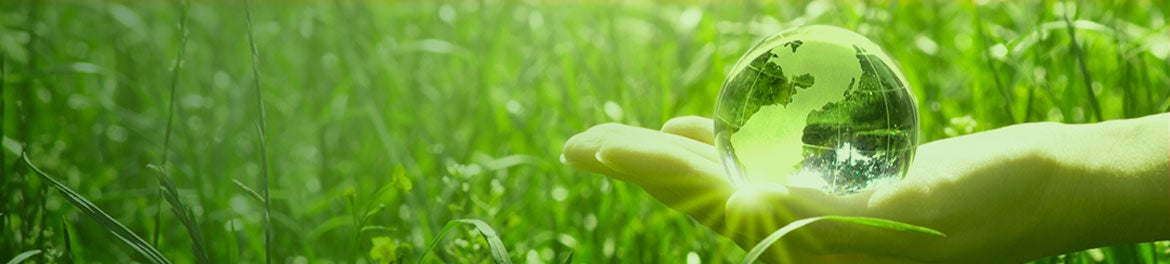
[
  {"xmin": 1, "ymin": 52, "xmax": 6, "ymax": 193},
  {"xmin": 147, "ymin": 3, "xmax": 206, "ymax": 259},
  {"xmin": 243, "ymin": 0, "xmax": 273, "ymax": 263},
  {"xmin": 972, "ymin": 5, "xmax": 1016, "ymax": 124},
  {"xmin": 741, "ymin": 216, "xmax": 945, "ymax": 264},
  {"xmin": 1062, "ymin": 7, "xmax": 1104, "ymax": 122},
  {"xmin": 62, "ymin": 219, "xmax": 74, "ymax": 264},
  {"xmin": 231, "ymin": 178, "xmax": 265, "ymax": 204},
  {"xmin": 147, "ymin": 165, "xmax": 210, "ymax": 264},
  {"xmin": 153, "ymin": 0, "xmax": 192, "ymax": 248},
  {"xmin": 23, "ymin": 154, "xmax": 172, "ymax": 264},
  {"xmin": 5, "ymin": 250, "xmax": 41, "ymax": 264},
  {"xmin": 419, "ymin": 219, "xmax": 511, "ymax": 264}
]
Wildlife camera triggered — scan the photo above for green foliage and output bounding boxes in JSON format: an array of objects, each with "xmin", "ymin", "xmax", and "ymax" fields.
[
  {"xmin": 5, "ymin": 250, "xmax": 41, "ymax": 264},
  {"xmin": 242, "ymin": 1, "xmax": 275, "ymax": 263},
  {"xmin": 23, "ymin": 155, "xmax": 171, "ymax": 264},
  {"xmin": 421, "ymin": 219, "xmax": 511, "ymax": 264},
  {"xmin": 147, "ymin": 164, "xmax": 210, "ymax": 264},
  {"xmin": 0, "ymin": 1, "xmax": 1167, "ymax": 263},
  {"xmin": 370, "ymin": 236, "xmax": 413, "ymax": 264}
]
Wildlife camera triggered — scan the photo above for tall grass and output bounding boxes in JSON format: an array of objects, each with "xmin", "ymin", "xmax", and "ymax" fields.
[
  {"xmin": 1, "ymin": 52, "xmax": 6, "ymax": 217},
  {"xmin": 23, "ymin": 155, "xmax": 171, "ymax": 264},
  {"xmin": 420, "ymin": 219, "xmax": 512, "ymax": 264},
  {"xmin": 5, "ymin": 250, "xmax": 41, "ymax": 264},
  {"xmin": 971, "ymin": 5, "xmax": 1016, "ymax": 124},
  {"xmin": 1062, "ymin": 5, "xmax": 1103, "ymax": 122},
  {"xmin": 1, "ymin": 1, "xmax": 1168, "ymax": 263},
  {"xmin": 150, "ymin": 3, "xmax": 202, "ymax": 264},
  {"xmin": 61, "ymin": 219, "xmax": 73, "ymax": 264},
  {"xmin": 148, "ymin": 165, "xmax": 210, "ymax": 264},
  {"xmin": 244, "ymin": 0, "xmax": 274, "ymax": 263}
]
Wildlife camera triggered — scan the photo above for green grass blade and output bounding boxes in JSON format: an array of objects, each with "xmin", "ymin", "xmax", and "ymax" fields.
[
  {"xmin": 1103, "ymin": 244, "xmax": 1141, "ymax": 263},
  {"xmin": 1, "ymin": 48, "xmax": 6, "ymax": 194},
  {"xmin": 460, "ymin": 219, "xmax": 510, "ymax": 264},
  {"xmin": 418, "ymin": 222, "xmax": 459, "ymax": 264},
  {"xmin": 153, "ymin": 0, "xmax": 191, "ymax": 248},
  {"xmin": 231, "ymin": 178, "xmax": 265, "ymax": 204},
  {"xmin": 231, "ymin": 219, "xmax": 244, "ymax": 263},
  {"xmin": 819, "ymin": 216, "xmax": 946, "ymax": 237},
  {"xmin": 160, "ymin": 0, "xmax": 190, "ymax": 163},
  {"xmin": 741, "ymin": 216, "xmax": 944, "ymax": 264},
  {"xmin": 5, "ymin": 250, "xmax": 41, "ymax": 264},
  {"xmin": 62, "ymin": 219, "xmax": 74, "ymax": 264},
  {"xmin": 243, "ymin": 0, "xmax": 273, "ymax": 263},
  {"xmin": 359, "ymin": 225, "xmax": 394, "ymax": 235},
  {"xmin": 150, "ymin": 190, "xmax": 163, "ymax": 247},
  {"xmin": 972, "ymin": 5, "xmax": 1016, "ymax": 124},
  {"xmin": 740, "ymin": 217, "xmax": 819, "ymax": 264},
  {"xmin": 419, "ymin": 219, "xmax": 511, "ymax": 264},
  {"xmin": 147, "ymin": 165, "xmax": 210, "ymax": 264},
  {"xmin": 560, "ymin": 250, "xmax": 573, "ymax": 264},
  {"xmin": 23, "ymin": 155, "xmax": 172, "ymax": 264},
  {"xmin": 1062, "ymin": 6, "xmax": 1104, "ymax": 122}
]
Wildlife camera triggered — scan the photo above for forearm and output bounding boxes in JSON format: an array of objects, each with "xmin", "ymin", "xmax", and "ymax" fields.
[{"xmin": 1031, "ymin": 113, "xmax": 1170, "ymax": 258}]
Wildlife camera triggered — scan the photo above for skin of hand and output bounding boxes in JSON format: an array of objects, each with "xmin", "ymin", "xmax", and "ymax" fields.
[{"xmin": 562, "ymin": 114, "xmax": 1169, "ymax": 263}]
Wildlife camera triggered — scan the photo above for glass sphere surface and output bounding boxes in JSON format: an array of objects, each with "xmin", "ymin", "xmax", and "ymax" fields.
[{"xmin": 714, "ymin": 25, "xmax": 919, "ymax": 195}]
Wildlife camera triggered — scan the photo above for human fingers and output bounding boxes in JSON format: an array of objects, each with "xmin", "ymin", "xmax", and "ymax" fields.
[
  {"xmin": 661, "ymin": 116, "xmax": 715, "ymax": 145},
  {"xmin": 594, "ymin": 133, "xmax": 724, "ymax": 188},
  {"xmin": 563, "ymin": 122, "xmax": 722, "ymax": 179},
  {"xmin": 566, "ymin": 121, "xmax": 721, "ymax": 173},
  {"xmin": 562, "ymin": 123, "xmax": 641, "ymax": 182},
  {"xmin": 563, "ymin": 122, "xmax": 730, "ymax": 223},
  {"xmin": 590, "ymin": 126, "xmax": 732, "ymax": 227}
]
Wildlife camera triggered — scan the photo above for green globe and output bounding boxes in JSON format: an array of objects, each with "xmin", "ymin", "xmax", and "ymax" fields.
[{"xmin": 714, "ymin": 25, "xmax": 919, "ymax": 195}]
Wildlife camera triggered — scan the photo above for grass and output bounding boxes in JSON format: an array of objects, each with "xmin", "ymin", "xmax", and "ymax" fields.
[
  {"xmin": 23, "ymin": 155, "xmax": 170, "ymax": 264},
  {"xmin": 741, "ymin": 216, "xmax": 945, "ymax": 264},
  {"xmin": 147, "ymin": 164, "xmax": 210, "ymax": 264},
  {"xmin": 242, "ymin": 0, "xmax": 275, "ymax": 263},
  {"xmin": 5, "ymin": 250, "xmax": 40, "ymax": 264},
  {"xmin": 1, "ymin": 1, "xmax": 1169, "ymax": 263},
  {"xmin": 149, "ymin": 1, "xmax": 205, "ymax": 263},
  {"xmin": 420, "ymin": 219, "xmax": 512, "ymax": 264},
  {"xmin": 151, "ymin": 0, "xmax": 190, "ymax": 249},
  {"xmin": 1062, "ymin": 4, "xmax": 1103, "ymax": 122}
]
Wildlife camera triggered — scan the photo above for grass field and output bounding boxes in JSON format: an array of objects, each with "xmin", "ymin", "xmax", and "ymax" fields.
[{"xmin": 2, "ymin": 0, "xmax": 1169, "ymax": 263}]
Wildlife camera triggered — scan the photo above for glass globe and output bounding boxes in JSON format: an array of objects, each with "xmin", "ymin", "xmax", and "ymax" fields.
[{"xmin": 714, "ymin": 25, "xmax": 919, "ymax": 195}]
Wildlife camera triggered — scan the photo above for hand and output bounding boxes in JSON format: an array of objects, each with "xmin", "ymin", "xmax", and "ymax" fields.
[{"xmin": 562, "ymin": 115, "xmax": 1170, "ymax": 263}]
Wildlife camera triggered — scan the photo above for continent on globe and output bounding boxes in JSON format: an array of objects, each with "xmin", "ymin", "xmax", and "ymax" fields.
[
  {"xmin": 717, "ymin": 44, "xmax": 816, "ymax": 134},
  {"xmin": 800, "ymin": 45, "xmax": 917, "ymax": 192},
  {"xmin": 714, "ymin": 25, "xmax": 919, "ymax": 195}
]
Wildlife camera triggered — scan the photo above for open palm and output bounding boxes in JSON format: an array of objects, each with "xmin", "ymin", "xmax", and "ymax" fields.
[{"xmin": 563, "ymin": 116, "xmax": 1079, "ymax": 263}]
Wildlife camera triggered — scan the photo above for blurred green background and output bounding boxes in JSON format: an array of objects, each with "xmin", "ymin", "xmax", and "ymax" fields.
[{"xmin": 1, "ymin": 0, "xmax": 1168, "ymax": 263}]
